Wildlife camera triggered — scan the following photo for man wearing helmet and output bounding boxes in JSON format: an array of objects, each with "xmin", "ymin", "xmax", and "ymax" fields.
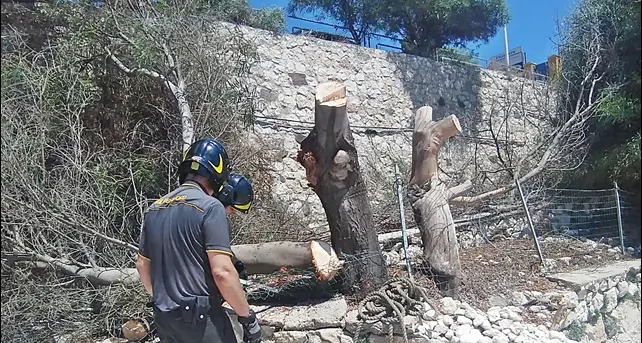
[
  {"xmin": 135, "ymin": 138, "xmax": 261, "ymax": 343},
  {"xmin": 218, "ymin": 173, "xmax": 254, "ymax": 216}
]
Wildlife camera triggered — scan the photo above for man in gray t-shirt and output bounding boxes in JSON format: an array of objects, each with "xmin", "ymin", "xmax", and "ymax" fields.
[{"xmin": 136, "ymin": 138, "xmax": 261, "ymax": 343}]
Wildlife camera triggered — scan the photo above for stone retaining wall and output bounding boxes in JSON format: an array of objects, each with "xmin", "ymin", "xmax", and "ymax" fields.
[{"xmin": 216, "ymin": 23, "xmax": 556, "ymax": 232}]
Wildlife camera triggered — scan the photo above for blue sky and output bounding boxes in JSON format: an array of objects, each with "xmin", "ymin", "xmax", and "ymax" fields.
[{"xmin": 248, "ymin": 0, "xmax": 578, "ymax": 65}]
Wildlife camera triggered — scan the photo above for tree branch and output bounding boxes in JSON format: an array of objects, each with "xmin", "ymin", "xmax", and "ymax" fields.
[{"xmin": 104, "ymin": 46, "xmax": 194, "ymax": 153}]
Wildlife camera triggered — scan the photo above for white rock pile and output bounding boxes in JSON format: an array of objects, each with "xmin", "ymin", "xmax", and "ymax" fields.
[
  {"xmin": 84, "ymin": 263, "xmax": 640, "ymax": 343},
  {"xmin": 549, "ymin": 266, "xmax": 642, "ymax": 338},
  {"xmin": 243, "ymin": 265, "xmax": 641, "ymax": 343},
  {"xmin": 350, "ymin": 297, "xmax": 578, "ymax": 343}
]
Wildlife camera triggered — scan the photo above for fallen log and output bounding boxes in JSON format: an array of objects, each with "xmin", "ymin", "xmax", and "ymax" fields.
[
  {"xmin": 378, "ymin": 228, "xmax": 421, "ymax": 245},
  {"xmin": 232, "ymin": 240, "xmax": 341, "ymax": 281},
  {"xmin": 5, "ymin": 240, "xmax": 342, "ymax": 286},
  {"xmin": 377, "ymin": 207, "xmax": 528, "ymax": 245}
]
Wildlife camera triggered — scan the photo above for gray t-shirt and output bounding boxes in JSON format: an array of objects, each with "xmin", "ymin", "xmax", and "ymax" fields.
[{"xmin": 138, "ymin": 181, "xmax": 231, "ymax": 312}]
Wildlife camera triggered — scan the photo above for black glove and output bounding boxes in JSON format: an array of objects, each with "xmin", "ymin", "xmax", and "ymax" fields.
[
  {"xmin": 237, "ymin": 309, "xmax": 261, "ymax": 343},
  {"xmin": 233, "ymin": 258, "xmax": 248, "ymax": 280}
]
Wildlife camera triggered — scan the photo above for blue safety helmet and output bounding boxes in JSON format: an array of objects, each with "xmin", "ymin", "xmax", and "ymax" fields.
[
  {"xmin": 218, "ymin": 173, "xmax": 254, "ymax": 213},
  {"xmin": 178, "ymin": 138, "xmax": 231, "ymax": 189}
]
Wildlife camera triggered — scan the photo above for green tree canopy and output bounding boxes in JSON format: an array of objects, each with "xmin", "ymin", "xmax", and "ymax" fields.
[
  {"xmin": 380, "ymin": 0, "xmax": 509, "ymax": 57},
  {"xmin": 287, "ymin": 0, "xmax": 509, "ymax": 57},
  {"xmin": 287, "ymin": 0, "xmax": 381, "ymax": 44},
  {"xmin": 560, "ymin": 0, "xmax": 641, "ymax": 193}
]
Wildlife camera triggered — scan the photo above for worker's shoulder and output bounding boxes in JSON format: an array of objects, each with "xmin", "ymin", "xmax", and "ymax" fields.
[
  {"xmin": 188, "ymin": 190, "xmax": 225, "ymax": 212},
  {"xmin": 148, "ymin": 185, "xmax": 220, "ymax": 212},
  {"xmin": 176, "ymin": 184, "xmax": 227, "ymax": 214}
]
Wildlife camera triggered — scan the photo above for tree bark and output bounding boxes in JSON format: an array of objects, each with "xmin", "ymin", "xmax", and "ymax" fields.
[
  {"xmin": 4, "ymin": 241, "xmax": 341, "ymax": 285},
  {"xmin": 407, "ymin": 106, "xmax": 472, "ymax": 297},
  {"xmin": 296, "ymin": 81, "xmax": 387, "ymax": 294},
  {"xmin": 232, "ymin": 241, "xmax": 341, "ymax": 281}
]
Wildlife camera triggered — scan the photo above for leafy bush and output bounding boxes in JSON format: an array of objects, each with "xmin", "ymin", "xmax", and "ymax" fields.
[{"xmin": 0, "ymin": 1, "xmax": 294, "ymax": 342}]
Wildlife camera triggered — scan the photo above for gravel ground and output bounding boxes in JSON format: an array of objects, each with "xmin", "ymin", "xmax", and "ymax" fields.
[
  {"xmin": 458, "ymin": 237, "xmax": 634, "ymax": 310},
  {"xmin": 381, "ymin": 237, "xmax": 635, "ymax": 311}
]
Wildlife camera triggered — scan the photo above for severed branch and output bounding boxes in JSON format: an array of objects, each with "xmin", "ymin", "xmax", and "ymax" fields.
[
  {"xmin": 450, "ymin": 99, "xmax": 599, "ymax": 204},
  {"xmin": 2, "ymin": 240, "xmax": 342, "ymax": 286},
  {"xmin": 450, "ymin": 21, "xmax": 610, "ymax": 205},
  {"xmin": 232, "ymin": 241, "xmax": 341, "ymax": 281}
]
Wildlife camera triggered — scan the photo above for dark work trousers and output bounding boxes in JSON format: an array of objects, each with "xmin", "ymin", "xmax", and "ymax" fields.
[{"xmin": 153, "ymin": 305, "xmax": 238, "ymax": 343}]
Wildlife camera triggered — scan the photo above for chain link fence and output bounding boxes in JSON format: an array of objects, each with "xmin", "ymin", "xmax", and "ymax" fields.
[{"xmin": 519, "ymin": 184, "xmax": 640, "ymax": 252}]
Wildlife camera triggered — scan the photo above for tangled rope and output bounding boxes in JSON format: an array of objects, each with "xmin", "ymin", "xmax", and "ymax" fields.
[{"xmin": 354, "ymin": 277, "xmax": 441, "ymax": 343}]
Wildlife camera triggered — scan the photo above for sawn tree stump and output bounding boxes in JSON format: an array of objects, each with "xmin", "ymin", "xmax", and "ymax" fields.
[{"xmin": 296, "ymin": 81, "xmax": 388, "ymax": 294}]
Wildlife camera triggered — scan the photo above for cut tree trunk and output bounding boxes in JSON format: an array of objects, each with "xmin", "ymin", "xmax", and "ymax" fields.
[
  {"xmin": 231, "ymin": 241, "xmax": 341, "ymax": 281},
  {"xmin": 6, "ymin": 241, "xmax": 341, "ymax": 285},
  {"xmin": 407, "ymin": 106, "xmax": 472, "ymax": 297},
  {"xmin": 296, "ymin": 81, "xmax": 387, "ymax": 294}
]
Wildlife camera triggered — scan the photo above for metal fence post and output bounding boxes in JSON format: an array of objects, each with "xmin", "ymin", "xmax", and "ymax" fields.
[
  {"xmin": 613, "ymin": 181, "xmax": 625, "ymax": 254},
  {"xmin": 394, "ymin": 164, "xmax": 413, "ymax": 281},
  {"xmin": 515, "ymin": 179, "xmax": 545, "ymax": 266}
]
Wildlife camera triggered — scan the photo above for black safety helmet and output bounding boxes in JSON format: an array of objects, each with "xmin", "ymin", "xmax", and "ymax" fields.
[
  {"xmin": 178, "ymin": 138, "xmax": 231, "ymax": 189},
  {"xmin": 218, "ymin": 173, "xmax": 254, "ymax": 213}
]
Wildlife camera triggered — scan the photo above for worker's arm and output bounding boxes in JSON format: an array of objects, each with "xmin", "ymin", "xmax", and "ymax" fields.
[
  {"xmin": 203, "ymin": 203, "xmax": 251, "ymax": 317},
  {"xmin": 208, "ymin": 251, "xmax": 251, "ymax": 317},
  {"xmin": 137, "ymin": 219, "xmax": 153, "ymax": 296},
  {"xmin": 136, "ymin": 255, "xmax": 153, "ymax": 296}
]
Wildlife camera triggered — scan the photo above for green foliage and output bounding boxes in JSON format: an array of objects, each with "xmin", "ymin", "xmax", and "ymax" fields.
[
  {"xmin": 287, "ymin": 0, "xmax": 381, "ymax": 44},
  {"xmin": 381, "ymin": 0, "xmax": 509, "ymax": 57},
  {"xmin": 287, "ymin": 0, "xmax": 509, "ymax": 57},
  {"xmin": 0, "ymin": 0, "xmax": 286, "ymax": 341},
  {"xmin": 565, "ymin": 320, "xmax": 587, "ymax": 341},
  {"xmin": 560, "ymin": 0, "xmax": 641, "ymax": 193},
  {"xmin": 598, "ymin": 96, "xmax": 641, "ymax": 126},
  {"xmin": 250, "ymin": 7, "xmax": 288, "ymax": 32},
  {"xmin": 211, "ymin": 0, "xmax": 286, "ymax": 32}
]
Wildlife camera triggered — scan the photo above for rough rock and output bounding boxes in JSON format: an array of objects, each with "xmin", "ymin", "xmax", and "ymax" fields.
[
  {"xmin": 256, "ymin": 297, "xmax": 347, "ymax": 330},
  {"xmin": 491, "ymin": 335, "xmax": 510, "ymax": 343},
  {"xmin": 441, "ymin": 297, "xmax": 458, "ymax": 315},
  {"xmin": 509, "ymin": 291, "xmax": 528, "ymax": 306},
  {"xmin": 455, "ymin": 324, "xmax": 473, "ymax": 337},
  {"xmin": 441, "ymin": 315, "xmax": 454, "ymax": 327},
  {"xmin": 272, "ymin": 329, "xmax": 353, "ymax": 343},
  {"xmin": 603, "ymin": 288, "xmax": 619, "ymax": 313},
  {"xmin": 616, "ymin": 282, "xmax": 629, "ymax": 299},
  {"xmin": 605, "ymin": 300, "xmax": 642, "ymax": 343},
  {"xmin": 457, "ymin": 316, "xmax": 473, "ymax": 325},
  {"xmin": 591, "ymin": 293, "xmax": 605, "ymax": 313},
  {"xmin": 344, "ymin": 311, "xmax": 419, "ymax": 336},
  {"xmin": 546, "ymin": 260, "xmax": 642, "ymax": 290},
  {"xmin": 459, "ymin": 329, "xmax": 483, "ymax": 343},
  {"xmin": 583, "ymin": 316, "xmax": 607, "ymax": 343},
  {"xmin": 488, "ymin": 296, "xmax": 509, "ymax": 308},
  {"xmin": 368, "ymin": 336, "xmax": 432, "ymax": 343},
  {"xmin": 486, "ymin": 308, "xmax": 501, "ymax": 323}
]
